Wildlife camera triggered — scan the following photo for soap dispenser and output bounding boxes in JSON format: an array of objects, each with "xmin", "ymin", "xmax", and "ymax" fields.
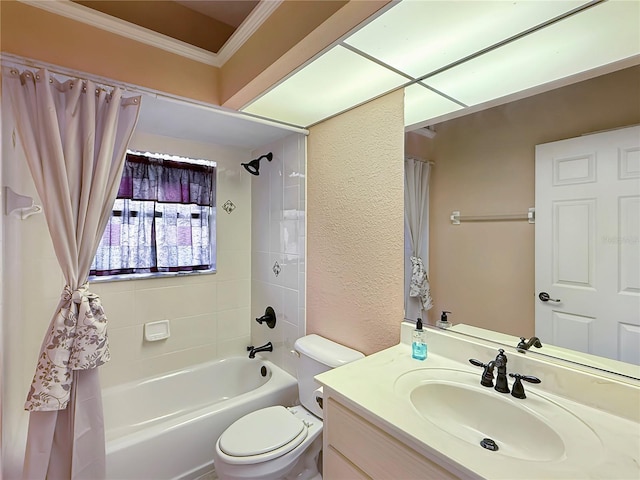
[
  {"xmin": 437, "ymin": 311, "xmax": 452, "ymax": 329},
  {"xmin": 412, "ymin": 318, "xmax": 427, "ymax": 360}
]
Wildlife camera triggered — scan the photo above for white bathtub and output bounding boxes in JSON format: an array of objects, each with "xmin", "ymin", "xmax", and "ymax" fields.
[{"xmin": 103, "ymin": 357, "xmax": 298, "ymax": 480}]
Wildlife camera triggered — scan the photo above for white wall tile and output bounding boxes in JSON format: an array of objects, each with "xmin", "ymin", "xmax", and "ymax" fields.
[
  {"xmin": 252, "ymin": 251, "xmax": 271, "ymax": 284},
  {"xmin": 217, "ymin": 307, "xmax": 251, "ymax": 341},
  {"xmin": 282, "ymin": 288, "xmax": 299, "ymax": 326},
  {"xmin": 216, "ymin": 279, "xmax": 250, "ymax": 311},
  {"xmin": 280, "ymin": 254, "xmax": 299, "ymax": 290},
  {"xmin": 218, "ymin": 336, "xmax": 251, "ymax": 358},
  {"xmin": 251, "ymin": 134, "xmax": 306, "ymax": 373}
]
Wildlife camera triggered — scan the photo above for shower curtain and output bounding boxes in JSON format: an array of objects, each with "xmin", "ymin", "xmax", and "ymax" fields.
[
  {"xmin": 3, "ymin": 66, "xmax": 141, "ymax": 479},
  {"xmin": 404, "ymin": 157, "xmax": 433, "ymax": 320}
]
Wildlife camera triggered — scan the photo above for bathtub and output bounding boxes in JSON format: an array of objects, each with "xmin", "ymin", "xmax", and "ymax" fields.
[{"xmin": 103, "ymin": 357, "xmax": 298, "ymax": 480}]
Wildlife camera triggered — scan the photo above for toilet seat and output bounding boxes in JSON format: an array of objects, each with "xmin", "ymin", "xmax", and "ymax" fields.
[{"xmin": 218, "ymin": 406, "xmax": 308, "ymax": 464}]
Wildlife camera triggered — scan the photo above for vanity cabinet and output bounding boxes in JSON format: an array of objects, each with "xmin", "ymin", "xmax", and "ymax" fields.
[{"xmin": 324, "ymin": 396, "xmax": 460, "ymax": 480}]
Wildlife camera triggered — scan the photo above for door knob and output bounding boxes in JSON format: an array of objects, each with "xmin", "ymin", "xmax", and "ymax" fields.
[{"xmin": 538, "ymin": 292, "xmax": 561, "ymax": 303}]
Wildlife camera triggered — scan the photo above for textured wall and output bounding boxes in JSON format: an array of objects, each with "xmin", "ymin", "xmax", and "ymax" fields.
[{"xmin": 307, "ymin": 91, "xmax": 405, "ymax": 355}]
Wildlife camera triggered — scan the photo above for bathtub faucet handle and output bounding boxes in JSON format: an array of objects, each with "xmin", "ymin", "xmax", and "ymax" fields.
[{"xmin": 255, "ymin": 306, "xmax": 277, "ymax": 329}]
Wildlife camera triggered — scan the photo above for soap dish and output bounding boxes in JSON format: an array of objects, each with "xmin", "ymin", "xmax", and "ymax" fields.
[{"xmin": 144, "ymin": 320, "xmax": 170, "ymax": 342}]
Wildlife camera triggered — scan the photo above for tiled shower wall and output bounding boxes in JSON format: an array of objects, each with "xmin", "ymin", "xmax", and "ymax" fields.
[{"xmin": 250, "ymin": 134, "xmax": 306, "ymax": 377}]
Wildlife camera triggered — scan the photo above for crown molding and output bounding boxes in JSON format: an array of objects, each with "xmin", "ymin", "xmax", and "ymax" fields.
[
  {"xmin": 19, "ymin": 0, "xmax": 282, "ymax": 68},
  {"xmin": 216, "ymin": 0, "xmax": 283, "ymax": 65}
]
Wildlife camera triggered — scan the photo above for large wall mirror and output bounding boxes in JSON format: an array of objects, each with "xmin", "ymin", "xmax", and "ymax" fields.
[{"xmin": 405, "ymin": 64, "xmax": 640, "ymax": 380}]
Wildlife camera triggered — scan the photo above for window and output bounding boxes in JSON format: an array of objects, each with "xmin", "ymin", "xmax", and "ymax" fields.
[{"xmin": 90, "ymin": 151, "xmax": 216, "ymax": 279}]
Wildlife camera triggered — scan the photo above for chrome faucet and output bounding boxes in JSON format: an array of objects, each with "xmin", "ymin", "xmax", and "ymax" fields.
[
  {"xmin": 247, "ymin": 341, "xmax": 273, "ymax": 359},
  {"xmin": 517, "ymin": 336, "xmax": 542, "ymax": 352}
]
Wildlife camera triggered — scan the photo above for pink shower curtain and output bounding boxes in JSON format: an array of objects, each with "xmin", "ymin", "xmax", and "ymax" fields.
[{"xmin": 3, "ymin": 66, "xmax": 141, "ymax": 479}]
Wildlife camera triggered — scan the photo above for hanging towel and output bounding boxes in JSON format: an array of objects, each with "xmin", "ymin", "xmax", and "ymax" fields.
[{"xmin": 410, "ymin": 256, "xmax": 434, "ymax": 311}]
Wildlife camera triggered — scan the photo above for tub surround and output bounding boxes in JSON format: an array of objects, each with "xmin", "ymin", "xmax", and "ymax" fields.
[
  {"xmin": 316, "ymin": 322, "xmax": 640, "ymax": 479},
  {"xmin": 250, "ymin": 134, "xmax": 306, "ymax": 377}
]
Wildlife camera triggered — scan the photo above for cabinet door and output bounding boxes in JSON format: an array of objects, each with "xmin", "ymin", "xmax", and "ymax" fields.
[
  {"xmin": 325, "ymin": 398, "xmax": 460, "ymax": 480},
  {"xmin": 324, "ymin": 446, "xmax": 371, "ymax": 480}
]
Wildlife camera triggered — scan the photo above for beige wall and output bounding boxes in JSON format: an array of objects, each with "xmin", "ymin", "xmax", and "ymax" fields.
[
  {"xmin": 0, "ymin": 0, "xmax": 387, "ymax": 111},
  {"xmin": 0, "ymin": 1, "xmax": 221, "ymax": 105},
  {"xmin": 420, "ymin": 66, "xmax": 640, "ymax": 337},
  {"xmin": 307, "ymin": 90, "xmax": 405, "ymax": 355}
]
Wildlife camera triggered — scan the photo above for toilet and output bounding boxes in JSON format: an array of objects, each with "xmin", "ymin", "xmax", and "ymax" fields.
[{"xmin": 213, "ymin": 334, "xmax": 364, "ymax": 480}]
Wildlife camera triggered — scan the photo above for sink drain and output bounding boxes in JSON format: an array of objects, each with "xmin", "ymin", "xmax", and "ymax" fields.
[{"xmin": 480, "ymin": 438, "xmax": 499, "ymax": 451}]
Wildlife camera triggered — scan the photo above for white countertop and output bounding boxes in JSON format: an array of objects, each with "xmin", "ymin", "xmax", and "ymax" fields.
[{"xmin": 316, "ymin": 324, "xmax": 640, "ymax": 480}]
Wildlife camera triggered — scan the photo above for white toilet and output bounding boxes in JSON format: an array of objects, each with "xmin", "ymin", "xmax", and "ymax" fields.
[{"xmin": 213, "ymin": 334, "xmax": 364, "ymax": 480}]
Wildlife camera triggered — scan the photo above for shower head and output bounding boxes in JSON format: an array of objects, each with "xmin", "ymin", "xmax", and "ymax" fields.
[{"xmin": 241, "ymin": 152, "xmax": 273, "ymax": 176}]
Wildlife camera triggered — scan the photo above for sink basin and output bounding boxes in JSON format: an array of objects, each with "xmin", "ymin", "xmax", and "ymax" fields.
[
  {"xmin": 395, "ymin": 368, "xmax": 602, "ymax": 465},
  {"xmin": 411, "ymin": 381, "xmax": 563, "ymax": 461}
]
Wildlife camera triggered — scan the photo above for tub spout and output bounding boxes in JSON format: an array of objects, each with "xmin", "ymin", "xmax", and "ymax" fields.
[{"xmin": 247, "ymin": 342, "xmax": 273, "ymax": 359}]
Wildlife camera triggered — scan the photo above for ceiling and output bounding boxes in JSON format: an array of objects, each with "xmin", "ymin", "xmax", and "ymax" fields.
[
  {"xmin": 174, "ymin": 0, "xmax": 258, "ymax": 28},
  {"xmin": 241, "ymin": 0, "xmax": 640, "ymax": 130},
  {"xmin": 38, "ymin": 0, "xmax": 640, "ymax": 144},
  {"xmin": 72, "ymin": 0, "xmax": 259, "ymax": 53},
  {"xmin": 134, "ymin": 94, "xmax": 303, "ymax": 150}
]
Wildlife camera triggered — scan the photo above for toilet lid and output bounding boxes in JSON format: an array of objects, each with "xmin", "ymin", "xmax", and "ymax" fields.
[{"xmin": 219, "ymin": 406, "xmax": 306, "ymax": 457}]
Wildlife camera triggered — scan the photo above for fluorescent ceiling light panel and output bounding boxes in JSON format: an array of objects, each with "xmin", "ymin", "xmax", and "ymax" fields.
[
  {"xmin": 242, "ymin": 45, "xmax": 408, "ymax": 127},
  {"xmin": 344, "ymin": 0, "xmax": 588, "ymax": 78},
  {"xmin": 424, "ymin": 0, "xmax": 640, "ymax": 106},
  {"xmin": 404, "ymin": 83, "xmax": 463, "ymax": 127}
]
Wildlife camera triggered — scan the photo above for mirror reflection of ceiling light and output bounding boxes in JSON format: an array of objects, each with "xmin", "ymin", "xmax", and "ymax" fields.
[
  {"xmin": 241, "ymin": 0, "xmax": 640, "ymax": 129},
  {"xmin": 423, "ymin": 0, "xmax": 640, "ymax": 107},
  {"xmin": 404, "ymin": 83, "xmax": 463, "ymax": 128}
]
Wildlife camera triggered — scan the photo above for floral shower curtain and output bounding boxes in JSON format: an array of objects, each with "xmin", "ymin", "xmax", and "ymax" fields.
[
  {"xmin": 3, "ymin": 66, "xmax": 141, "ymax": 479},
  {"xmin": 405, "ymin": 157, "xmax": 433, "ymax": 319}
]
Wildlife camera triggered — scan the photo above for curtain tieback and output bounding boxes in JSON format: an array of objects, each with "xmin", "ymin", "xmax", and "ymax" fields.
[
  {"xmin": 24, "ymin": 284, "xmax": 110, "ymax": 411},
  {"xmin": 64, "ymin": 284, "xmax": 111, "ymax": 370}
]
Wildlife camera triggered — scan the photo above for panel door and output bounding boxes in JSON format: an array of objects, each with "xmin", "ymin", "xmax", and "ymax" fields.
[{"xmin": 535, "ymin": 125, "xmax": 640, "ymax": 364}]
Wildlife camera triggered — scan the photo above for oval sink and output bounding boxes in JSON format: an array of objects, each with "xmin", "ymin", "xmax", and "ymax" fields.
[
  {"xmin": 411, "ymin": 382, "xmax": 563, "ymax": 461},
  {"xmin": 395, "ymin": 368, "xmax": 603, "ymax": 465}
]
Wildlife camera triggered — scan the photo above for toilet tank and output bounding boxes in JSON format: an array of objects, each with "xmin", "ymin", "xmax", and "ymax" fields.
[{"xmin": 294, "ymin": 334, "xmax": 364, "ymax": 418}]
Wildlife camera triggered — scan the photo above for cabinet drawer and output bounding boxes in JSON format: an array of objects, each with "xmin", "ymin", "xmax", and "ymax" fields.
[{"xmin": 326, "ymin": 398, "xmax": 460, "ymax": 480}]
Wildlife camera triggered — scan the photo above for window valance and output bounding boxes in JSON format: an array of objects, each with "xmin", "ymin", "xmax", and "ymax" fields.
[{"xmin": 118, "ymin": 153, "xmax": 216, "ymax": 207}]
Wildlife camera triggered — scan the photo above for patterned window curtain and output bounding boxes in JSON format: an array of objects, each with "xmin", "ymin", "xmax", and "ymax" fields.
[{"xmin": 91, "ymin": 153, "xmax": 215, "ymax": 275}]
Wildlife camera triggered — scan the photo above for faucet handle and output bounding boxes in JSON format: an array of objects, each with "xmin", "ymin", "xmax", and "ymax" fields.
[
  {"xmin": 509, "ymin": 373, "xmax": 541, "ymax": 399},
  {"xmin": 469, "ymin": 359, "xmax": 495, "ymax": 388}
]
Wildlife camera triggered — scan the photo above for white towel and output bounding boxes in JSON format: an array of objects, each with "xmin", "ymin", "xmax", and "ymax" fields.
[{"xmin": 410, "ymin": 256, "xmax": 433, "ymax": 310}]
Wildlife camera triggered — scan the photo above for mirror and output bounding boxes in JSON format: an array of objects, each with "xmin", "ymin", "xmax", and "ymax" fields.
[{"xmin": 404, "ymin": 64, "xmax": 640, "ymax": 380}]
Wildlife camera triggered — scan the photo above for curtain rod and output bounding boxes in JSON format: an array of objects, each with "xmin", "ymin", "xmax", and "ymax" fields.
[{"xmin": 1, "ymin": 53, "xmax": 310, "ymax": 136}]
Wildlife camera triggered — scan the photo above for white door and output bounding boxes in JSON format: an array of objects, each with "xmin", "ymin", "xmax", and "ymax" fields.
[{"xmin": 535, "ymin": 125, "xmax": 640, "ymax": 364}]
